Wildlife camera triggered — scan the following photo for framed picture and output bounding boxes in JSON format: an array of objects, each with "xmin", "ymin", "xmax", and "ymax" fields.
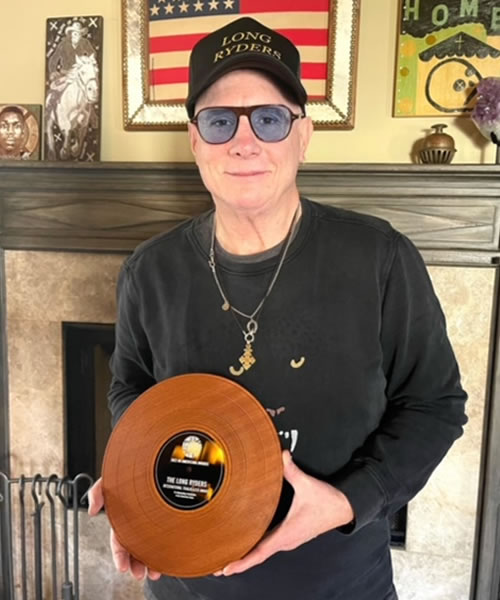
[
  {"xmin": 121, "ymin": 0, "xmax": 360, "ymax": 130},
  {"xmin": 0, "ymin": 104, "xmax": 42, "ymax": 161},
  {"xmin": 394, "ymin": 0, "xmax": 500, "ymax": 117},
  {"xmin": 44, "ymin": 16, "xmax": 103, "ymax": 161}
]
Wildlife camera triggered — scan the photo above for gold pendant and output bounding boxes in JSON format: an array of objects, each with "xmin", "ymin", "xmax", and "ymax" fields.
[
  {"xmin": 229, "ymin": 342, "xmax": 256, "ymax": 376},
  {"xmin": 222, "ymin": 301, "xmax": 230, "ymax": 311},
  {"xmin": 239, "ymin": 341, "xmax": 256, "ymax": 370}
]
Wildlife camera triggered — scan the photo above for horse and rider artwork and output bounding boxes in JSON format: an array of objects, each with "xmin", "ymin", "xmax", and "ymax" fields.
[{"xmin": 44, "ymin": 16, "xmax": 103, "ymax": 161}]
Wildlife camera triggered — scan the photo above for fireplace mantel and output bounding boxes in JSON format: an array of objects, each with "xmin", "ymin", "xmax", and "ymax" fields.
[{"xmin": 1, "ymin": 162, "xmax": 500, "ymax": 264}]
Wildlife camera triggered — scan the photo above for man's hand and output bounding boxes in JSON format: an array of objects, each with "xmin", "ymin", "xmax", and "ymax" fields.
[
  {"xmin": 215, "ymin": 450, "xmax": 354, "ymax": 576},
  {"xmin": 88, "ymin": 477, "xmax": 162, "ymax": 581}
]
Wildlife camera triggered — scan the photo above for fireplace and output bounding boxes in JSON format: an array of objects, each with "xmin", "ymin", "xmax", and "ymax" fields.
[{"xmin": 0, "ymin": 162, "xmax": 499, "ymax": 600}]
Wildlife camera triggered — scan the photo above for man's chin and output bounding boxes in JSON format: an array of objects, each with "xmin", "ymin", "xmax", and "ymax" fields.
[{"xmin": 219, "ymin": 192, "xmax": 273, "ymax": 212}]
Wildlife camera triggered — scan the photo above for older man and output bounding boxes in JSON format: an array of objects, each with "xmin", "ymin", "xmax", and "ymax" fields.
[
  {"xmin": 48, "ymin": 21, "xmax": 95, "ymax": 78},
  {"xmin": 89, "ymin": 16, "xmax": 467, "ymax": 600}
]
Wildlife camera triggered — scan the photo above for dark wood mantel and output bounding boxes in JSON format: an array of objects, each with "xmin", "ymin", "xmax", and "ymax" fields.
[{"xmin": 1, "ymin": 162, "xmax": 500, "ymax": 263}]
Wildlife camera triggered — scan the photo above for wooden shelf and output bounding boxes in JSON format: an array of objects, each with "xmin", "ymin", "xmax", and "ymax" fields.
[{"xmin": 1, "ymin": 161, "xmax": 499, "ymax": 257}]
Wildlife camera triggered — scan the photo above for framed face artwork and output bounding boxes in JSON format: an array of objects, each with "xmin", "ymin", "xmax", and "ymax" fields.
[
  {"xmin": 394, "ymin": 0, "xmax": 500, "ymax": 117},
  {"xmin": 121, "ymin": 0, "xmax": 360, "ymax": 130},
  {"xmin": 0, "ymin": 104, "xmax": 42, "ymax": 161}
]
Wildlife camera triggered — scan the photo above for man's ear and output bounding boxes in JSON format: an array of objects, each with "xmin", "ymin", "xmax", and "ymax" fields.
[
  {"xmin": 188, "ymin": 122, "xmax": 198, "ymax": 157},
  {"xmin": 299, "ymin": 116, "xmax": 313, "ymax": 162}
]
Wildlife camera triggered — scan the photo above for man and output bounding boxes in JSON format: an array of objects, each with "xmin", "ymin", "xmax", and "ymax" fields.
[
  {"xmin": 89, "ymin": 16, "xmax": 467, "ymax": 600},
  {"xmin": 48, "ymin": 21, "xmax": 95, "ymax": 89},
  {"xmin": 0, "ymin": 106, "xmax": 29, "ymax": 159}
]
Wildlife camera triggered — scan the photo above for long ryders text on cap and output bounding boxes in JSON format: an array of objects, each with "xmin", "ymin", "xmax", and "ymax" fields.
[{"xmin": 214, "ymin": 31, "xmax": 282, "ymax": 63}]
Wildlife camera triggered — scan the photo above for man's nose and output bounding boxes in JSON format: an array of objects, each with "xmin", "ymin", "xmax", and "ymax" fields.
[{"xmin": 229, "ymin": 116, "xmax": 260, "ymax": 156}]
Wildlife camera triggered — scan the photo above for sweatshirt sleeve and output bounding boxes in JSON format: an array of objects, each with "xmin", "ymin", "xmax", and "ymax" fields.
[
  {"xmin": 108, "ymin": 260, "xmax": 156, "ymax": 428},
  {"xmin": 333, "ymin": 233, "xmax": 468, "ymax": 531}
]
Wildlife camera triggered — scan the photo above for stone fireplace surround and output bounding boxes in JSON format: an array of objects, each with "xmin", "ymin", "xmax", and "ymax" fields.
[{"xmin": 1, "ymin": 162, "xmax": 500, "ymax": 600}]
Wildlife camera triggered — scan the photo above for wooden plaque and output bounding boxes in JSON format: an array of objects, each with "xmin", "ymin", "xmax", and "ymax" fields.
[
  {"xmin": 0, "ymin": 104, "xmax": 41, "ymax": 161},
  {"xmin": 44, "ymin": 16, "xmax": 103, "ymax": 161},
  {"xmin": 102, "ymin": 373, "xmax": 283, "ymax": 577}
]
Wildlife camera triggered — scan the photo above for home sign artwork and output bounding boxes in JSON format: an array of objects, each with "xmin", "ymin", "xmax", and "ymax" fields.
[{"xmin": 394, "ymin": 0, "xmax": 500, "ymax": 117}]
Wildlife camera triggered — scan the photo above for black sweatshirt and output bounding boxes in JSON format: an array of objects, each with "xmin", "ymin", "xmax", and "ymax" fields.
[{"xmin": 109, "ymin": 198, "xmax": 467, "ymax": 600}]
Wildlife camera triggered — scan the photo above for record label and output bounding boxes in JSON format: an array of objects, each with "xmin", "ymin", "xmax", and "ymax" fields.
[{"xmin": 154, "ymin": 430, "xmax": 226, "ymax": 510}]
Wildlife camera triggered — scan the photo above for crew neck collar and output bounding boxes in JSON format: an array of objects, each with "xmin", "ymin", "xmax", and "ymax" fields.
[{"xmin": 190, "ymin": 196, "xmax": 312, "ymax": 274}]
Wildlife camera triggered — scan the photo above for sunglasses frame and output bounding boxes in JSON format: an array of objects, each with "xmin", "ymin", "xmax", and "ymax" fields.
[{"xmin": 190, "ymin": 104, "xmax": 305, "ymax": 144}]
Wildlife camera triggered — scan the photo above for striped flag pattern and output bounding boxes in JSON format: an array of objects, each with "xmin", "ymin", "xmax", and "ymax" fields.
[{"xmin": 148, "ymin": 0, "xmax": 330, "ymax": 103}]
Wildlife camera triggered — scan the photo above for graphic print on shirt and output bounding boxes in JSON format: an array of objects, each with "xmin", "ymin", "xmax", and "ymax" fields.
[{"xmin": 266, "ymin": 406, "xmax": 299, "ymax": 453}]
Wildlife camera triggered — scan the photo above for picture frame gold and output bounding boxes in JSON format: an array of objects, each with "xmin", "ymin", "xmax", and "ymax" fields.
[{"xmin": 121, "ymin": 0, "xmax": 360, "ymax": 130}]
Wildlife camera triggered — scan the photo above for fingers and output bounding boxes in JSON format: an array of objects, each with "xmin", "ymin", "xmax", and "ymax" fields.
[
  {"xmin": 110, "ymin": 530, "xmax": 162, "ymax": 581},
  {"xmin": 218, "ymin": 542, "xmax": 272, "ymax": 575},
  {"xmin": 87, "ymin": 477, "xmax": 104, "ymax": 516},
  {"xmin": 89, "ymin": 479, "xmax": 161, "ymax": 581},
  {"xmin": 110, "ymin": 529, "xmax": 131, "ymax": 574},
  {"xmin": 146, "ymin": 569, "xmax": 162, "ymax": 581},
  {"xmin": 281, "ymin": 450, "xmax": 304, "ymax": 488},
  {"xmin": 218, "ymin": 527, "xmax": 285, "ymax": 576}
]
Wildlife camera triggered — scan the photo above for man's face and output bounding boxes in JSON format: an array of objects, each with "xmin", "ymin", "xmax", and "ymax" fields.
[
  {"xmin": 0, "ymin": 111, "xmax": 25, "ymax": 155},
  {"xmin": 71, "ymin": 31, "xmax": 82, "ymax": 45},
  {"xmin": 188, "ymin": 70, "xmax": 312, "ymax": 216}
]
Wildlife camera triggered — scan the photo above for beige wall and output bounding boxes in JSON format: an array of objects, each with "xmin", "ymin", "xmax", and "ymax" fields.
[{"xmin": 0, "ymin": 0, "xmax": 494, "ymax": 163}]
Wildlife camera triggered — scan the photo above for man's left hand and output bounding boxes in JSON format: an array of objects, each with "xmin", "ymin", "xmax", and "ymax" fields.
[{"xmin": 215, "ymin": 450, "xmax": 354, "ymax": 576}]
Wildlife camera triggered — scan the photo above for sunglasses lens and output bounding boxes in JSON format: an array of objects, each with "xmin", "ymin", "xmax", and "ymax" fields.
[
  {"xmin": 196, "ymin": 108, "xmax": 238, "ymax": 144},
  {"xmin": 195, "ymin": 105, "xmax": 295, "ymax": 144},
  {"xmin": 251, "ymin": 106, "xmax": 292, "ymax": 142}
]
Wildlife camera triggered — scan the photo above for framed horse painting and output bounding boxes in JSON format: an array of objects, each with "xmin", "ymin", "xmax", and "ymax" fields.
[
  {"xmin": 121, "ymin": 0, "xmax": 360, "ymax": 130},
  {"xmin": 44, "ymin": 16, "xmax": 103, "ymax": 161}
]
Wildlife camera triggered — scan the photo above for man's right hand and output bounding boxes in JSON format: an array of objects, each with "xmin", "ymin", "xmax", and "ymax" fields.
[{"xmin": 88, "ymin": 477, "xmax": 162, "ymax": 581}]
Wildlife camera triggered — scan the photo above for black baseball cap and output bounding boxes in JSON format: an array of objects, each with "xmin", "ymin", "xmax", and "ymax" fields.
[{"xmin": 186, "ymin": 17, "xmax": 308, "ymax": 118}]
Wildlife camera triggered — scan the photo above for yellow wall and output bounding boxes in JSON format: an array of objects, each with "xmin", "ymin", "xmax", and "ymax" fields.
[{"xmin": 0, "ymin": 0, "xmax": 494, "ymax": 163}]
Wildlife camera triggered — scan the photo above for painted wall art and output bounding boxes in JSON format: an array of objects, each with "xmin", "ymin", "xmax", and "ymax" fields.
[
  {"xmin": 0, "ymin": 104, "xmax": 42, "ymax": 160},
  {"xmin": 394, "ymin": 0, "xmax": 500, "ymax": 117},
  {"xmin": 44, "ymin": 16, "xmax": 103, "ymax": 161}
]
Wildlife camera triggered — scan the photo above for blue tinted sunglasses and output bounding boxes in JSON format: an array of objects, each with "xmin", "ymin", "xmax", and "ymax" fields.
[{"xmin": 191, "ymin": 104, "xmax": 305, "ymax": 144}]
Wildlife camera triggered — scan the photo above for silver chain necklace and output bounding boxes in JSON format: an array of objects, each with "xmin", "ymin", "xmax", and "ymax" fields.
[{"xmin": 208, "ymin": 206, "xmax": 300, "ymax": 376}]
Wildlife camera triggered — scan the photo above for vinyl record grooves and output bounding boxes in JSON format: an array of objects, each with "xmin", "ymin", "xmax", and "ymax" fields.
[{"xmin": 102, "ymin": 373, "xmax": 283, "ymax": 577}]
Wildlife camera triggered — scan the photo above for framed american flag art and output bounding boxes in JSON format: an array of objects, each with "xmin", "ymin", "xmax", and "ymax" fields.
[{"xmin": 121, "ymin": 0, "xmax": 360, "ymax": 130}]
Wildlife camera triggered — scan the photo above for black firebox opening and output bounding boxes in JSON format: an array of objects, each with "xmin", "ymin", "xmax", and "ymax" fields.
[{"xmin": 63, "ymin": 322, "xmax": 114, "ymax": 489}]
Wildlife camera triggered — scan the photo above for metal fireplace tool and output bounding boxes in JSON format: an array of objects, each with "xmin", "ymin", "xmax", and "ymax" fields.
[{"xmin": 0, "ymin": 472, "xmax": 93, "ymax": 600}]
